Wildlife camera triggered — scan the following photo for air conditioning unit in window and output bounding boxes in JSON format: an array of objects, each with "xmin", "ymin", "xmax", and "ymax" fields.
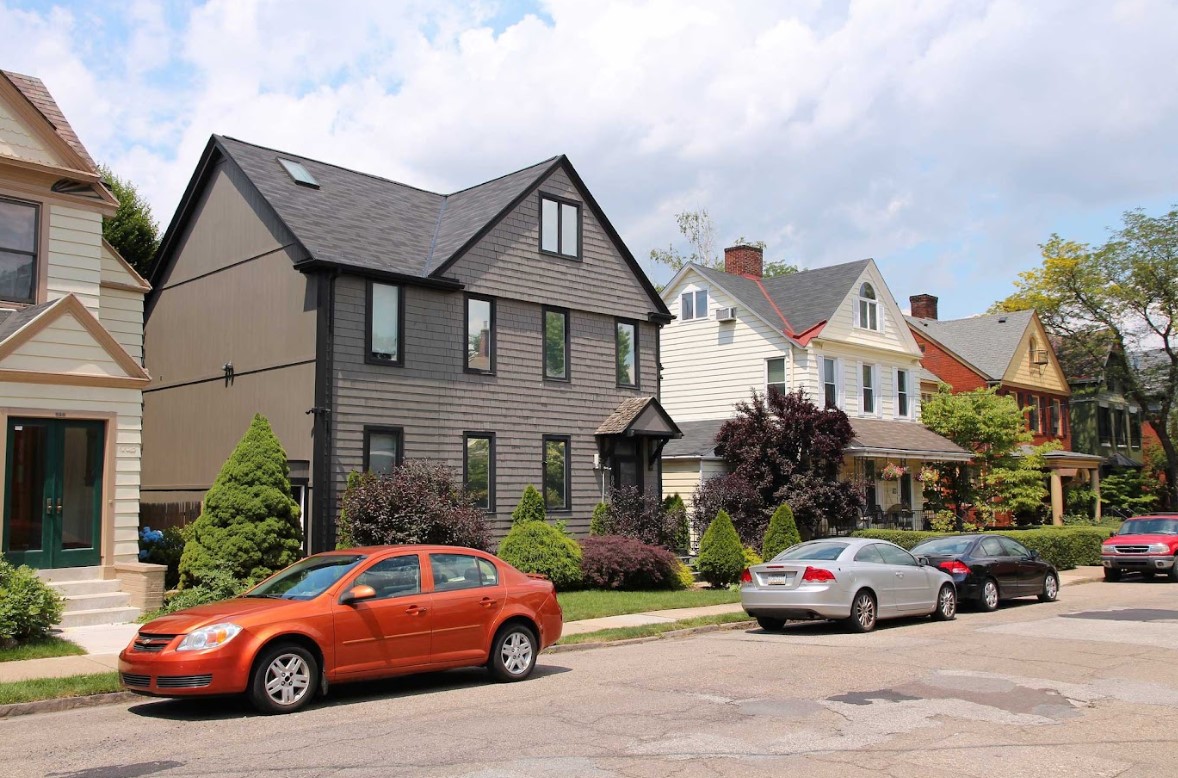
[{"xmin": 715, "ymin": 306, "xmax": 737, "ymax": 322}]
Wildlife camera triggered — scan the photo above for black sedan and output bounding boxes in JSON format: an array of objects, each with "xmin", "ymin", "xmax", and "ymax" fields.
[{"xmin": 909, "ymin": 534, "xmax": 1059, "ymax": 611}]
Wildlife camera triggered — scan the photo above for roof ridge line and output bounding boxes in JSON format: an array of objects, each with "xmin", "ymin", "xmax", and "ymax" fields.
[{"xmin": 445, "ymin": 155, "xmax": 561, "ymax": 197}]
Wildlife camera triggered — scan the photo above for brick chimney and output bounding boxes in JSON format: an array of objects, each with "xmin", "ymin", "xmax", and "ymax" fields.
[
  {"xmin": 724, "ymin": 243, "xmax": 764, "ymax": 278},
  {"xmin": 910, "ymin": 293, "xmax": 938, "ymax": 320}
]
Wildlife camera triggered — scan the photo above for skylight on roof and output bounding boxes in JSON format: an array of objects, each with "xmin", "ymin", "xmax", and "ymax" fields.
[{"xmin": 278, "ymin": 158, "xmax": 319, "ymax": 188}]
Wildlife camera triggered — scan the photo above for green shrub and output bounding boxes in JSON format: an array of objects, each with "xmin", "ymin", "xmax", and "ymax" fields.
[
  {"xmin": 335, "ymin": 470, "xmax": 363, "ymax": 549},
  {"xmin": 742, "ymin": 547, "xmax": 763, "ymax": 567},
  {"xmin": 761, "ymin": 503, "xmax": 801, "ymax": 560},
  {"xmin": 589, "ymin": 501, "xmax": 609, "ymax": 535},
  {"xmin": 498, "ymin": 520, "xmax": 582, "ymax": 590},
  {"xmin": 674, "ymin": 560, "xmax": 696, "ymax": 590},
  {"xmin": 852, "ymin": 526, "xmax": 1112, "ymax": 570},
  {"xmin": 145, "ymin": 568, "xmax": 249, "ymax": 619},
  {"xmin": 138, "ymin": 525, "xmax": 187, "ymax": 590},
  {"xmin": 0, "ymin": 559, "xmax": 64, "ymax": 642},
  {"xmin": 579, "ymin": 536, "xmax": 680, "ymax": 590},
  {"xmin": 178, "ymin": 414, "xmax": 303, "ymax": 589},
  {"xmin": 697, "ymin": 510, "xmax": 746, "ymax": 588},
  {"xmin": 512, "ymin": 485, "xmax": 547, "ymax": 525},
  {"xmin": 664, "ymin": 494, "xmax": 691, "ymax": 554}
]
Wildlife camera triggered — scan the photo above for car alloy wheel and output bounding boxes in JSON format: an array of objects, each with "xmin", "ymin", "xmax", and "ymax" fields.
[
  {"xmin": 265, "ymin": 653, "xmax": 312, "ymax": 707},
  {"xmin": 1039, "ymin": 573, "xmax": 1059, "ymax": 602},
  {"xmin": 933, "ymin": 584, "xmax": 957, "ymax": 621},
  {"xmin": 848, "ymin": 590, "xmax": 877, "ymax": 633},
  {"xmin": 248, "ymin": 643, "xmax": 319, "ymax": 714},
  {"xmin": 501, "ymin": 631, "xmax": 533, "ymax": 676},
  {"xmin": 979, "ymin": 579, "xmax": 999, "ymax": 612},
  {"xmin": 489, "ymin": 624, "xmax": 538, "ymax": 682}
]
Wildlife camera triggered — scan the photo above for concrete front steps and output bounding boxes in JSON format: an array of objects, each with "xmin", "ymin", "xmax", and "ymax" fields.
[{"xmin": 37, "ymin": 566, "xmax": 140, "ymax": 628}]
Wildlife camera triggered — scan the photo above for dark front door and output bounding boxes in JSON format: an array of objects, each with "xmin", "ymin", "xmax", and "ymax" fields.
[
  {"xmin": 610, "ymin": 438, "xmax": 644, "ymax": 493},
  {"xmin": 3, "ymin": 418, "xmax": 105, "ymax": 568}
]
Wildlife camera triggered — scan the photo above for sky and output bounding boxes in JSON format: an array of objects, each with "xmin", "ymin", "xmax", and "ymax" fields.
[{"xmin": 3, "ymin": 0, "xmax": 1177, "ymax": 319}]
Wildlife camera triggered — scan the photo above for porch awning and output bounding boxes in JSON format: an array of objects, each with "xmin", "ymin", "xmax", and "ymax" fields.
[
  {"xmin": 1104, "ymin": 452, "xmax": 1141, "ymax": 469},
  {"xmin": 845, "ymin": 418, "xmax": 972, "ymax": 462},
  {"xmin": 595, "ymin": 397, "xmax": 682, "ymax": 440},
  {"xmin": 1035, "ymin": 447, "xmax": 1104, "ymax": 470}
]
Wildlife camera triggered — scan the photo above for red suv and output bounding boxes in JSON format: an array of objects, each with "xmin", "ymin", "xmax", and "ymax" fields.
[{"xmin": 1101, "ymin": 515, "xmax": 1178, "ymax": 582}]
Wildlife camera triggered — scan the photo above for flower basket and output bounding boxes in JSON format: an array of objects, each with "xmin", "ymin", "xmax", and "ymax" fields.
[
  {"xmin": 916, "ymin": 466, "xmax": 939, "ymax": 484},
  {"xmin": 880, "ymin": 462, "xmax": 907, "ymax": 481}
]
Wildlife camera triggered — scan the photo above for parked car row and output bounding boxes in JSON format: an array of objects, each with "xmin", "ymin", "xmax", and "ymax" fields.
[
  {"xmin": 740, "ymin": 534, "xmax": 1059, "ymax": 633},
  {"xmin": 1100, "ymin": 515, "xmax": 1178, "ymax": 582}
]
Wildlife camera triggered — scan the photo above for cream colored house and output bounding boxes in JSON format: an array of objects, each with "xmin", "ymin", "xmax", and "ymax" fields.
[
  {"xmin": 0, "ymin": 71, "xmax": 156, "ymax": 623},
  {"xmin": 660, "ymin": 244, "xmax": 969, "ymax": 531}
]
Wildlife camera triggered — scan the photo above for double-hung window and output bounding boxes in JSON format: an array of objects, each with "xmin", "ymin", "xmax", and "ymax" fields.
[
  {"xmin": 1027, "ymin": 395, "xmax": 1040, "ymax": 433},
  {"xmin": 861, "ymin": 363, "xmax": 877, "ymax": 414},
  {"xmin": 680, "ymin": 289, "xmax": 708, "ymax": 321},
  {"xmin": 895, "ymin": 369, "xmax": 910, "ymax": 418},
  {"xmin": 540, "ymin": 195, "xmax": 580, "ymax": 258},
  {"xmin": 767, "ymin": 357, "xmax": 786, "ymax": 396},
  {"xmin": 463, "ymin": 433, "xmax": 495, "ymax": 511},
  {"xmin": 615, "ymin": 319, "xmax": 638, "ymax": 388},
  {"xmin": 0, "ymin": 197, "xmax": 39, "ymax": 304},
  {"xmin": 543, "ymin": 435, "xmax": 571, "ymax": 511},
  {"xmin": 1130, "ymin": 410, "xmax": 1142, "ymax": 448},
  {"xmin": 367, "ymin": 282, "xmax": 402, "ymax": 365},
  {"xmin": 363, "ymin": 427, "xmax": 403, "ymax": 475},
  {"xmin": 465, "ymin": 295, "xmax": 495, "ymax": 374},
  {"xmin": 857, "ymin": 283, "xmax": 879, "ymax": 331},
  {"xmin": 820, "ymin": 357, "xmax": 839, "ymax": 409},
  {"xmin": 543, "ymin": 307, "xmax": 570, "ymax": 381},
  {"xmin": 1098, "ymin": 406, "xmax": 1111, "ymax": 445}
]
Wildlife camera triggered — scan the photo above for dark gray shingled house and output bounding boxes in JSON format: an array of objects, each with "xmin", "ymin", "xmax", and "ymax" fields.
[{"xmin": 142, "ymin": 135, "xmax": 679, "ymax": 550}]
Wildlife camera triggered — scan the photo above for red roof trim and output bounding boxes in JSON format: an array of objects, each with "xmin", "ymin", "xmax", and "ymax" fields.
[
  {"xmin": 793, "ymin": 320, "xmax": 826, "ymax": 346},
  {"xmin": 752, "ymin": 277, "xmax": 795, "ymax": 336}
]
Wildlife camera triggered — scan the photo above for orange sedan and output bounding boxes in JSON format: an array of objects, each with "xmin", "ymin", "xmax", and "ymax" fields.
[{"xmin": 118, "ymin": 545, "xmax": 563, "ymax": 714}]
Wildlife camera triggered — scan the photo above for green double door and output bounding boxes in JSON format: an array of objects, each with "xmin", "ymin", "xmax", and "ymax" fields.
[{"xmin": 3, "ymin": 418, "xmax": 105, "ymax": 568}]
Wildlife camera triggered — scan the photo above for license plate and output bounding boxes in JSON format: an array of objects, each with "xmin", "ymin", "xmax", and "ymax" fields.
[{"xmin": 766, "ymin": 573, "xmax": 791, "ymax": 585}]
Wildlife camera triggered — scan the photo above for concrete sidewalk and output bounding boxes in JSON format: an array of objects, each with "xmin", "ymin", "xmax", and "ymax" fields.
[{"xmin": 0, "ymin": 566, "xmax": 1108, "ymax": 684}]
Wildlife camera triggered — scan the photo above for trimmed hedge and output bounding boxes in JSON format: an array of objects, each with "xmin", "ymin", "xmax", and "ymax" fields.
[
  {"xmin": 498, "ymin": 520, "xmax": 582, "ymax": 590},
  {"xmin": 852, "ymin": 526, "xmax": 1113, "ymax": 570},
  {"xmin": 579, "ymin": 536, "xmax": 683, "ymax": 590}
]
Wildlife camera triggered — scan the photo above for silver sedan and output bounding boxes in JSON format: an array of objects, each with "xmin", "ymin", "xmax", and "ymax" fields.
[{"xmin": 740, "ymin": 538, "xmax": 958, "ymax": 632}]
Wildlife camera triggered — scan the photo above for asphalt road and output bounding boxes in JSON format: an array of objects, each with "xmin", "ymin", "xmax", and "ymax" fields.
[{"xmin": 6, "ymin": 578, "xmax": 1178, "ymax": 778}]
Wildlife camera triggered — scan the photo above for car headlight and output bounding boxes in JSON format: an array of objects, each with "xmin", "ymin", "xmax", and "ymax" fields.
[
  {"xmin": 1102, "ymin": 544, "xmax": 1117, "ymax": 553},
  {"xmin": 176, "ymin": 623, "xmax": 243, "ymax": 652},
  {"xmin": 1148, "ymin": 543, "xmax": 1170, "ymax": 553}
]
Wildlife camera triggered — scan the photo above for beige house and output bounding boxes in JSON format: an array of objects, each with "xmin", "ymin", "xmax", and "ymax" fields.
[
  {"xmin": 660, "ymin": 245, "xmax": 970, "ymax": 532},
  {"xmin": 0, "ymin": 71, "xmax": 156, "ymax": 623}
]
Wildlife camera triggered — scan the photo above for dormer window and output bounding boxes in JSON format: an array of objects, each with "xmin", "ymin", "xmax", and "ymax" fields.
[
  {"xmin": 540, "ymin": 194, "xmax": 580, "ymax": 258},
  {"xmin": 0, "ymin": 197, "xmax": 38, "ymax": 304},
  {"xmin": 857, "ymin": 283, "xmax": 878, "ymax": 331},
  {"xmin": 681, "ymin": 289, "xmax": 708, "ymax": 321}
]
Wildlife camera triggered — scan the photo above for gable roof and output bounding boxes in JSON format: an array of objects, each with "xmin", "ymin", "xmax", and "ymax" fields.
[
  {"xmin": 688, "ymin": 259, "xmax": 872, "ymax": 340},
  {"xmin": 595, "ymin": 396, "xmax": 681, "ymax": 438},
  {"xmin": 153, "ymin": 136, "xmax": 668, "ymax": 314},
  {"xmin": 1, "ymin": 70, "xmax": 97, "ymax": 172},
  {"xmin": 906, "ymin": 309, "xmax": 1036, "ymax": 381}
]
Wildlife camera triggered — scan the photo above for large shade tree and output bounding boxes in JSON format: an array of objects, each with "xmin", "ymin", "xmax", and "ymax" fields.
[
  {"xmin": 993, "ymin": 206, "xmax": 1178, "ymax": 506},
  {"xmin": 99, "ymin": 164, "xmax": 160, "ymax": 276}
]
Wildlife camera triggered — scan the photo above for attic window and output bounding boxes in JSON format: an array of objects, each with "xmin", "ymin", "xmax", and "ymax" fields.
[{"xmin": 279, "ymin": 159, "xmax": 319, "ymax": 189}]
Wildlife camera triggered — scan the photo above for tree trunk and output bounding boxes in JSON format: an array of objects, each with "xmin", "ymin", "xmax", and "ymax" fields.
[{"xmin": 1155, "ymin": 426, "xmax": 1178, "ymax": 510}]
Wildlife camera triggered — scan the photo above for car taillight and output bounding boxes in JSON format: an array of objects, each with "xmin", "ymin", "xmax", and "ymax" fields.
[
  {"xmin": 938, "ymin": 560, "xmax": 971, "ymax": 576},
  {"xmin": 740, "ymin": 568, "xmax": 752, "ymax": 584},
  {"xmin": 801, "ymin": 566, "xmax": 835, "ymax": 582}
]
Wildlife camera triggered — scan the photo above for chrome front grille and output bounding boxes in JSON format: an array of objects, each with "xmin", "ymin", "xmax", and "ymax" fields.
[
  {"xmin": 156, "ymin": 674, "xmax": 213, "ymax": 689},
  {"xmin": 133, "ymin": 633, "xmax": 177, "ymax": 653},
  {"xmin": 1114, "ymin": 545, "xmax": 1151, "ymax": 554},
  {"xmin": 120, "ymin": 673, "xmax": 151, "ymax": 688}
]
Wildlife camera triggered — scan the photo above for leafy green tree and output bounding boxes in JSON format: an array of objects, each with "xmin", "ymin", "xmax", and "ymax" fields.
[
  {"xmin": 921, "ymin": 387, "xmax": 1048, "ymax": 526},
  {"xmin": 589, "ymin": 501, "xmax": 609, "ymax": 535},
  {"xmin": 99, "ymin": 164, "xmax": 160, "ymax": 276},
  {"xmin": 993, "ymin": 207, "xmax": 1178, "ymax": 507},
  {"xmin": 1100, "ymin": 470, "xmax": 1160, "ymax": 515},
  {"xmin": 697, "ymin": 509, "xmax": 745, "ymax": 588},
  {"xmin": 178, "ymin": 414, "xmax": 303, "ymax": 588},
  {"xmin": 512, "ymin": 484, "xmax": 547, "ymax": 524},
  {"xmin": 649, "ymin": 210, "xmax": 798, "ymax": 275},
  {"xmin": 761, "ymin": 502, "xmax": 801, "ymax": 561}
]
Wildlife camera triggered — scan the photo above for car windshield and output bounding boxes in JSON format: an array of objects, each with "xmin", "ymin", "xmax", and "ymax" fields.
[
  {"xmin": 772, "ymin": 542, "xmax": 848, "ymax": 561},
  {"xmin": 1118, "ymin": 519, "xmax": 1178, "ymax": 536},
  {"xmin": 912, "ymin": 537, "xmax": 975, "ymax": 556},
  {"xmin": 245, "ymin": 555, "xmax": 366, "ymax": 600}
]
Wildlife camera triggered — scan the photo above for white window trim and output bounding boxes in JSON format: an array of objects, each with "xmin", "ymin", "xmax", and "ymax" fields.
[
  {"xmin": 765, "ymin": 355, "xmax": 788, "ymax": 396},
  {"xmin": 679, "ymin": 287, "xmax": 709, "ymax": 322},
  {"xmin": 859, "ymin": 361, "xmax": 879, "ymax": 417},
  {"xmin": 894, "ymin": 367, "xmax": 911, "ymax": 419},
  {"xmin": 820, "ymin": 355, "xmax": 842, "ymax": 410},
  {"xmin": 855, "ymin": 283, "xmax": 881, "ymax": 332}
]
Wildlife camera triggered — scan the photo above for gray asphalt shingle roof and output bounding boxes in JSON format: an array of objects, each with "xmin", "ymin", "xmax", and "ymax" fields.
[
  {"xmin": 216, "ymin": 135, "xmax": 558, "ymax": 279},
  {"xmin": 846, "ymin": 418, "xmax": 971, "ymax": 460},
  {"xmin": 2, "ymin": 70, "xmax": 98, "ymax": 171},
  {"xmin": 692, "ymin": 259, "xmax": 872, "ymax": 336},
  {"xmin": 662, "ymin": 419, "xmax": 725, "ymax": 459},
  {"xmin": 0, "ymin": 301, "xmax": 55, "ymax": 344},
  {"xmin": 906, "ymin": 309, "xmax": 1035, "ymax": 380}
]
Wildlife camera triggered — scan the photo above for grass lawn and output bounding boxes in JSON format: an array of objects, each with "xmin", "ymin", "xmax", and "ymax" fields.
[
  {"xmin": 556, "ymin": 613, "xmax": 752, "ymax": 645},
  {"xmin": 0, "ymin": 672, "xmax": 121, "ymax": 706},
  {"xmin": 0, "ymin": 636, "xmax": 85, "ymax": 663},
  {"xmin": 557, "ymin": 588, "xmax": 739, "ymax": 622}
]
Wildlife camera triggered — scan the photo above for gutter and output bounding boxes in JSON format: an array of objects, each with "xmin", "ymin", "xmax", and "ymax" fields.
[{"xmin": 295, "ymin": 259, "xmax": 465, "ymax": 291}]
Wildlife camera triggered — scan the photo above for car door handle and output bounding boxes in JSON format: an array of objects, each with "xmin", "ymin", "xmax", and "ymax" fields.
[
  {"xmin": 479, "ymin": 597, "xmax": 496, "ymax": 608},
  {"xmin": 895, "ymin": 572, "xmax": 904, "ymax": 578},
  {"xmin": 405, "ymin": 605, "xmax": 428, "ymax": 616}
]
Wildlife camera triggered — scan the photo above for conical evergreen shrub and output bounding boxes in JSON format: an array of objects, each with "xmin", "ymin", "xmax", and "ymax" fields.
[
  {"xmin": 589, "ymin": 501, "xmax": 609, "ymax": 535},
  {"xmin": 178, "ymin": 414, "xmax": 303, "ymax": 588},
  {"xmin": 498, "ymin": 521, "xmax": 582, "ymax": 590},
  {"xmin": 697, "ymin": 509, "xmax": 745, "ymax": 588},
  {"xmin": 663, "ymin": 493, "xmax": 690, "ymax": 554},
  {"xmin": 761, "ymin": 502, "xmax": 801, "ymax": 561},
  {"xmin": 512, "ymin": 484, "xmax": 547, "ymax": 524}
]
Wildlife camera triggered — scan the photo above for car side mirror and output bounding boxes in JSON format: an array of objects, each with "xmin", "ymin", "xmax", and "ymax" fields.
[
  {"xmin": 916, "ymin": 555, "xmax": 930, "ymax": 566},
  {"xmin": 340, "ymin": 584, "xmax": 376, "ymax": 605},
  {"xmin": 1028, "ymin": 550, "xmax": 1040, "ymax": 560}
]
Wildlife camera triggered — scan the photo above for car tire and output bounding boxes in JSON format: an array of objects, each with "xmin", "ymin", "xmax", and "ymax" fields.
[
  {"xmin": 488, "ymin": 623, "xmax": 538, "ymax": 683},
  {"xmin": 1104, "ymin": 567, "xmax": 1122, "ymax": 582},
  {"xmin": 1038, "ymin": 572, "xmax": 1060, "ymax": 602},
  {"xmin": 756, "ymin": 616, "xmax": 785, "ymax": 632},
  {"xmin": 845, "ymin": 590, "xmax": 877, "ymax": 633},
  {"xmin": 248, "ymin": 642, "xmax": 319, "ymax": 715},
  {"xmin": 1140, "ymin": 569, "xmax": 1155, "ymax": 580},
  {"xmin": 977, "ymin": 578, "xmax": 1000, "ymax": 612},
  {"xmin": 931, "ymin": 584, "xmax": 957, "ymax": 621}
]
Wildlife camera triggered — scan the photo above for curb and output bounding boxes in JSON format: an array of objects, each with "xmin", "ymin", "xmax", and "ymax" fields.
[
  {"xmin": 546, "ymin": 619, "xmax": 755, "ymax": 653},
  {"xmin": 1062, "ymin": 575, "xmax": 1105, "ymax": 586},
  {"xmin": 0, "ymin": 691, "xmax": 137, "ymax": 719}
]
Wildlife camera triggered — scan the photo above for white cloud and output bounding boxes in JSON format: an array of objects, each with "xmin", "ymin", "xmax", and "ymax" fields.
[{"xmin": 3, "ymin": 0, "xmax": 1176, "ymax": 317}]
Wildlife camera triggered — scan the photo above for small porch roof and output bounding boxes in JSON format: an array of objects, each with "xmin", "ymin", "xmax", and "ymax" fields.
[
  {"xmin": 595, "ymin": 396, "xmax": 681, "ymax": 439},
  {"xmin": 845, "ymin": 418, "xmax": 972, "ymax": 462}
]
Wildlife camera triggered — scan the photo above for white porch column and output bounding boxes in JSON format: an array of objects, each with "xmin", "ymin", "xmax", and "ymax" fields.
[
  {"xmin": 1050, "ymin": 470, "xmax": 1064, "ymax": 526},
  {"xmin": 1092, "ymin": 468, "xmax": 1101, "ymax": 522}
]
